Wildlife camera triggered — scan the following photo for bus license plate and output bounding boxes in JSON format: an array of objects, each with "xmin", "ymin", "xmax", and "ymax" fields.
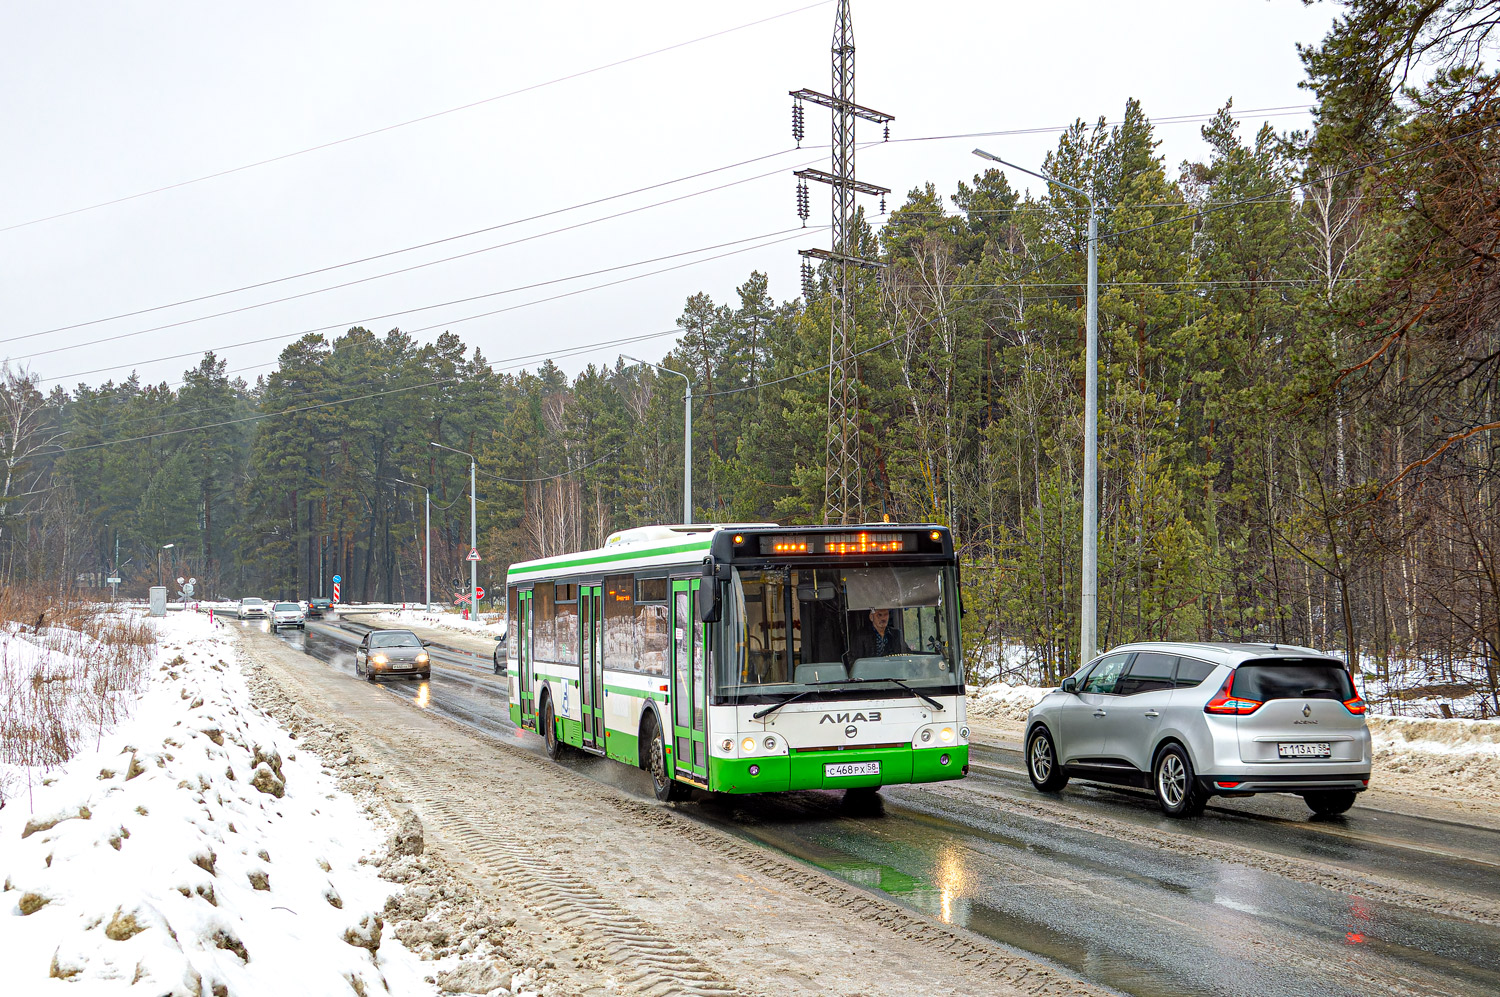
[
  {"xmin": 1278, "ymin": 742, "xmax": 1331, "ymax": 758},
  {"xmin": 825, "ymin": 761, "xmax": 880, "ymax": 778}
]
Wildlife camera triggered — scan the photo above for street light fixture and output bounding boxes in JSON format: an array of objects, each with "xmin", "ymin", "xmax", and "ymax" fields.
[
  {"xmin": 158, "ymin": 543, "xmax": 175, "ymax": 588},
  {"xmin": 429, "ymin": 441, "xmax": 479, "ymax": 617},
  {"xmin": 974, "ymin": 147, "xmax": 1100, "ymax": 664},
  {"xmin": 623, "ymin": 354, "xmax": 693, "ymax": 524},
  {"xmin": 389, "ymin": 478, "xmax": 432, "ymax": 611}
]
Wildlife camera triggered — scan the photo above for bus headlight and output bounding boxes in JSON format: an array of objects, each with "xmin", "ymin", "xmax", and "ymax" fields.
[
  {"xmin": 939, "ymin": 727, "xmax": 954, "ymax": 742},
  {"xmin": 741, "ymin": 737, "xmax": 756, "ymax": 753},
  {"xmin": 920, "ymin": 729, "xmax": 932, "ymax": 743},
  {"xmin": 960, "ymin": 726, "xmax": 970, "ymax": 741},
  {"xmin": 763, "ymin": 736, "xmax": 777, "ymax": 751},
  {"xmin": 720, "ymin": 738, "xmax": 733, "ymax": 752}
]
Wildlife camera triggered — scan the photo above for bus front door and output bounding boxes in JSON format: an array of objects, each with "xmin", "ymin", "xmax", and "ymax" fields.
[
  {"xmin": 580, "ymin": 585, "xmax": 604, "ymax": 750},
  {"xmin": 671, "ymin": 579, "xmax": 708, "ymax": 783}
]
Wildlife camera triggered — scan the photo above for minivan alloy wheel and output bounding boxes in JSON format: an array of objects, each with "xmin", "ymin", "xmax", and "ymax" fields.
[
  {"xmin": 1157, "ymin": 753, "xmax": 1187, "ymax": 807},
  {"xmin": 1025, "ymin": 726, "xmax": 1069, "ymax": 792},
  {"xmin": 1031, "ymin": 736, "xmax": 1053, "ymax": 782}
]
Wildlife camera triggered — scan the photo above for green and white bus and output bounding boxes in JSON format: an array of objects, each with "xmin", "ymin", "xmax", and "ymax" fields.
[{"xmin": 505, "ymin": 523, "xmax": 970, "ymax": 800}]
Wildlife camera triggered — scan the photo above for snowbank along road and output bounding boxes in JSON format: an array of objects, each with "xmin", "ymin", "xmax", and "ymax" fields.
[{"xmin": 278, "ymin": 613, "xmax": 1500, "ymax": 997}]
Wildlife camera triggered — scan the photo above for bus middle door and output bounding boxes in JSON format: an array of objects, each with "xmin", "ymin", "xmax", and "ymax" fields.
[
  {"xmin": 517, "ymin": 588, "xmax": 536, "ymax": 731},
  {"xmin": 579, "ymin": 584, "xmax": 604, "ymax": 750}
]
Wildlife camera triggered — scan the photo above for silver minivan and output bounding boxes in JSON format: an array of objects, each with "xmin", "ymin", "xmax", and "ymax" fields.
[{"xmin": 1024, "ymin": 642, "xmax": 1372, "ymax": 817}]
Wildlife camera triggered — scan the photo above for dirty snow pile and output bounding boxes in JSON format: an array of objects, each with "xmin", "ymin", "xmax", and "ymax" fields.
[
  {"xmin": 1369, "ymin": 714, "xmax": 1500, "ymax": 800},
  {"xmin": 0, "ymin": 611, "xmax": 432, "ymax": 997},
  {"xmin": 966, "ymin": 683, "xmax": 1052, "ymax": 725},
  {"xmin": 376, "ymin": 609, "xmax": 505, "ymax": 640}
]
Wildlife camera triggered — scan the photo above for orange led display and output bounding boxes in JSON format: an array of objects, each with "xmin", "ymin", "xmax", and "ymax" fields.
[{"xmin": 824, "ymin": 532, "xmax": 906, "ymax": 554}]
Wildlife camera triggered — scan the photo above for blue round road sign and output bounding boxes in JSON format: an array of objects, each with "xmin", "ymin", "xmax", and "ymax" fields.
[{"xmin": 332, "ymin": 574, "xmax": 342, "ymax": 584}]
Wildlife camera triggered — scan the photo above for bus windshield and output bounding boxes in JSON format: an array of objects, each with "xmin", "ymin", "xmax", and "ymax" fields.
[{"xmin": 720, "ymin": 564, "xmax": 959, "ymax": 700}]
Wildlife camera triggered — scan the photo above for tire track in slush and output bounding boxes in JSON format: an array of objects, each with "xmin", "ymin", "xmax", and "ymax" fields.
[
  {"xmin": 249, "ymin": 627, "xmax": 1104, "ymax": 997},
  {"xmin": 419, "ymin": 799, "xmax": 738, "ymax": 997}
]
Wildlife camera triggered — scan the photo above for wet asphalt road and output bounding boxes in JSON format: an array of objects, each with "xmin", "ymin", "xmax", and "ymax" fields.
[{"xmin": 254, "ymin": 618, "xmax": 1500, "ymax": 997}]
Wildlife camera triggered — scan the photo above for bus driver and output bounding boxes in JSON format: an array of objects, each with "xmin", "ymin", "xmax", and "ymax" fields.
[{"xmin": 851, "ymin": 607, "xmax": 911, "ymax": 659}]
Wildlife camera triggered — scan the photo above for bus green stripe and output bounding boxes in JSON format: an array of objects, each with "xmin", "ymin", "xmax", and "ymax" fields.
[
  {"xmin": 508, "ymin": 540, "xmax": 711, "ymax": 578},
  {"xmin": 604, "ymin": 684, "xmax": 666, "ymax": 700}
]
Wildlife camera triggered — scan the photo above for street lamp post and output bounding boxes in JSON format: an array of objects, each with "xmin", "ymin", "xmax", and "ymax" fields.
[
  {"xmin": 430, "ymin": 441, "xmax": 478, "ymax": 617},
  {"xmin": 159, "ymin": 543, "xmax": 175, "ymax": 588},
  {"xmin": 623, "ymin": 355, "xmax": 692, "ymax": 524},
  {"xmin": 390, "ymin": 478, "xmax": 432, "ymax": 611},
  {"xmin": 974, "ymin": 148, "xmax": 1099, "ymax": 664}
]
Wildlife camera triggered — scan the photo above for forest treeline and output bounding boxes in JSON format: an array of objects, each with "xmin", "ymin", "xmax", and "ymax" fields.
[{"xmin": 2, "ymin": 2, "xmax": 1495, "ymax": 697}]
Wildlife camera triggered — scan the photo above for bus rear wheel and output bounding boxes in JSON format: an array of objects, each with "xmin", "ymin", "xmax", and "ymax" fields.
[
  {"xmin": 643, "ymin": 714, "xmax": 688, "ymax": 803},
  {"xmin": 540, "ymin": 696, "xmax": 566, "ymax": 761}
]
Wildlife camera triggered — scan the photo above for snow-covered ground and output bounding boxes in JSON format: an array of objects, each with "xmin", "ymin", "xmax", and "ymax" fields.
[
  {"xmin": 967, "ymin": 682, "xmax": 1052, "ymax": 725},
  {"xmin": 1, "ymin": 611, "xmax": 434, "ymax": 996},
  {"xmin": 375, "ymin": 610, "xmax": 505, "ymax": 640}
]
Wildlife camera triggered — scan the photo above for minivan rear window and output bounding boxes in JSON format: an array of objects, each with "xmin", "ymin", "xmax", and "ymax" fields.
[{"xmin": 1231, "ymin": 659, "xmax": 1353, "ymax": 703}]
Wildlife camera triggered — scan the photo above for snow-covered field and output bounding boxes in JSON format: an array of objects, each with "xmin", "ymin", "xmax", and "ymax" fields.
[
  {"xmin": 1, "ymin": 611, "xmax": 433, "ymax": 996},
  {"xmin": 967, "ymin": 682, "xmax": 1051, "ymax": 725},
  {"xmin": 375, "ymin": 610, "xmax": 505, "ymax": 640}
]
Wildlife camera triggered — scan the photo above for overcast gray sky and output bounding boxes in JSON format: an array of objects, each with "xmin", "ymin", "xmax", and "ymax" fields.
[{"xmin": 0, "ymin": 1, "xmax": 1336, "ymax": 393}]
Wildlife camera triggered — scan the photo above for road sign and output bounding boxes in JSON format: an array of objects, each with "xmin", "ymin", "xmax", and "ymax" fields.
[
  {"xmin": 332, "ymin": 574, "xmax": 342, "ymax": 584},
  {"xmin": 474, "ymin": 585, "xmax": 485, "ymax": 600},
  {"xmin": 106, "ymin": 576, "xmax": 122, "ymax": 584},
  {"xmin": 466, "ymin": 547, "xmax": 481, "ymax": 562},
  {"xmin": 332, "ymin": 581, "xmax": 342, "ymax": 602}
]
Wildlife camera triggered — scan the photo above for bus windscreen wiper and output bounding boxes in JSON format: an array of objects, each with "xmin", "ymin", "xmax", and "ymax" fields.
[
  {"xmin": 843, "ymin": 676, "xmax": 945, "ymax": 711},
  {"xmin": 752, "ymin": 690, "xmax": 815, "ymax": 720}
]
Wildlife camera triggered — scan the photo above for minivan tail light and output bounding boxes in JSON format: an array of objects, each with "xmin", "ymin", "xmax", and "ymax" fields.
[
  {"xmin": 1204, "ymin": 672, "xmax": 1262, "ymax": 715},
  {"xmin": 1343, "ymin": 697, "xmax": 1367, "ymax": 715}
]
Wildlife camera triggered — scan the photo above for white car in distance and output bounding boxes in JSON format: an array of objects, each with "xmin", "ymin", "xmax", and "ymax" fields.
[
  {"xmin": 237, "ymin": 597, "xmax": 268, "ymax": 620},
  {"xmin": 270, "ymin": 602, "xmax": 306, "ymax": 631}
]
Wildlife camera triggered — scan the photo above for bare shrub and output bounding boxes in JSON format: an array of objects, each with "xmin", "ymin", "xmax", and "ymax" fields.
[{"xmin": 0, "ymin": 587, "xmax": 158, "ymax": 810}]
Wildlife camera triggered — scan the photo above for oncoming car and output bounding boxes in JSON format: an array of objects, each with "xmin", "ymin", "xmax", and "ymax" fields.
[
  {"xmin": 1024, "ymin": 642, "xmax": 1371, "ymax": 818},
  {"xmin": 354, "ymin": 629, "xmax": 430, "ymax": 682},
  {"xmin": 270, "ymin": 602, "xmax": 305, "ymax": 631},
  {"xmin": 237, "ymin": 598, "xmax": 268, "ymax": 620}
]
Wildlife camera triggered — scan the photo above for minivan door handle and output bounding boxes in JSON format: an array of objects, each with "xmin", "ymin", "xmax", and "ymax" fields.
[
  {"xmin": 1144, "ymin": 710, "xmax": 1160, "ymax": 718},
  {"xmin": 1092, "ymin": 709, "xmax": 1108, "ymax": 718}
]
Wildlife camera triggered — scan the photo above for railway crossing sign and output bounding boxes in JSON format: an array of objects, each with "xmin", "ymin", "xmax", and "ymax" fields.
[
  {"xmin": 466, "ymin": 547, "xmax": 481, "ymax": 562},
  {"xmin": 332, "ymin": 573, "xmax": 342, "ymax": 603}
]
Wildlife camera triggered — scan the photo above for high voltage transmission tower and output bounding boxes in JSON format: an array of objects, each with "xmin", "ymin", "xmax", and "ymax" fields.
[{"xmin": 791, "ymin": 0, "xmax": 891, "ymax": 526}]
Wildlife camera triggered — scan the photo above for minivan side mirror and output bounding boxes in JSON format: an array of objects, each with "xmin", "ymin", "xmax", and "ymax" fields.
[{"xmin": 1060, "ymin": 677, "xmax": 1078, "ymax": 694}]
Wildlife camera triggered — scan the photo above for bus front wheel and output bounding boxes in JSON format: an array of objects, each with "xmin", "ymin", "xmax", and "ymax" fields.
[{"xmin": 643, "ymin": 714, "xmax": 688, "ymax": 803}]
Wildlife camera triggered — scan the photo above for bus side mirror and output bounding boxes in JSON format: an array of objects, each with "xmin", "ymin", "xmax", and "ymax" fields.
[{"xmin": 697, "ymin": 562, "xmax": 729, "ymax": 623}]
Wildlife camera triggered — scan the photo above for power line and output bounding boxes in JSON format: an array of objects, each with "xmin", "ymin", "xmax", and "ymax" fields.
[
  {"xmin": 3, "ymin": 145, "xmax": 816, "ymax": 347},
  {"xmin": 75, "ymin": 326, "xmax": 686, "ymax": 434},
  {"xmin": 10, "ymin": 103, "xmax": 1323, "ymax": 348},
  {"xmin": 0, "ymin": 1, "xmax": 833, "ymax": 234},
  {"xmin": 475, "ymin": 445, "xmax": 628, "ymax": 484},
  {"xmin": 52, "ymin": 323, "xmax": 700, "ymax": 454},
  {"xmin": 882, "ymin": 104, "xmax": 1314, "ymax": 148},
  {"xmin": 18, "ymin": 223, "xmax": 821, "ymax": 366},
  {"xmin": 34, "ymin": 227, "xmax": 820, "ymax": 383},
  {"xmin": 10, "ymin": 103, "xmax": 1325, "ymax": 352}
]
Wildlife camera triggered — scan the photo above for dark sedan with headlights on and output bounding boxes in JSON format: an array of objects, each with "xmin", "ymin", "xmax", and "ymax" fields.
[{"xmin": 354, "ymin": 629, "xmax": 430, "ymax": 682}]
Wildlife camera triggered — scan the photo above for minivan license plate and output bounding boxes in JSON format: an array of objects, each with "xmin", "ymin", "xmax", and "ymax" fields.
[
  {"xmin": 826, "ymin": 761, "xmax": 880, "ymax": 778},
  {"xmin": 1278, "ymin": 742, "xmax": 1331, "ymax": 758}
]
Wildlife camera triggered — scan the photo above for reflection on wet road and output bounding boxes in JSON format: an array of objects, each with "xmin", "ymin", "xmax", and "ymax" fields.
[{"xmin": 263, "ymin": 619, "xmax": 1500, "ymax": 997}]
